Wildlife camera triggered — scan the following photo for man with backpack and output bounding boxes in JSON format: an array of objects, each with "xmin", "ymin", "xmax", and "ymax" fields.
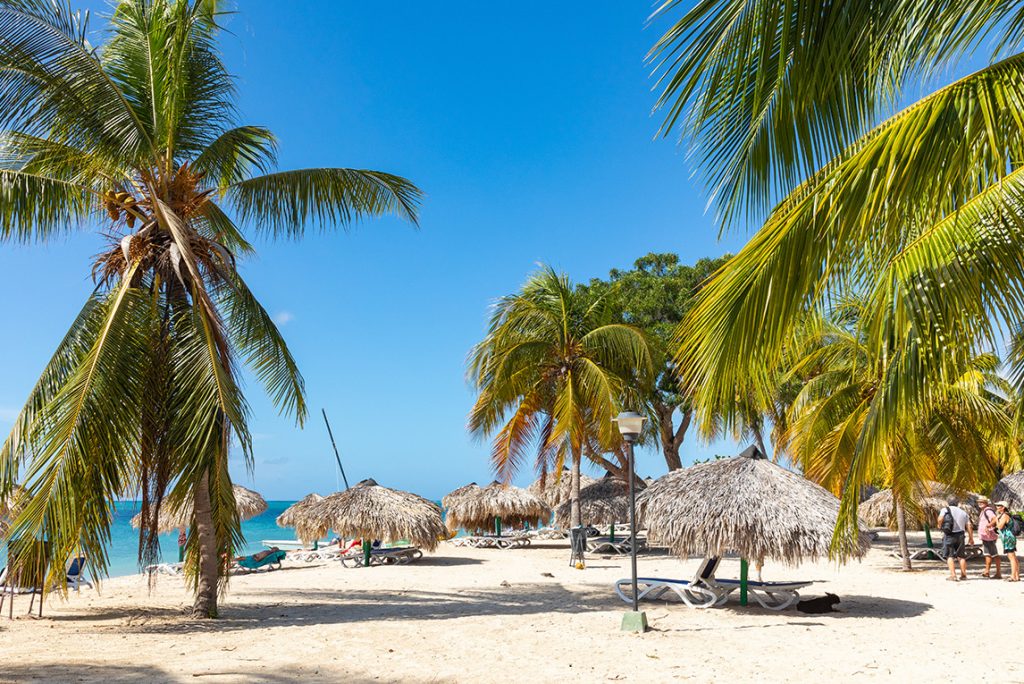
[
  {"xmin": 937, "ymin": 497, "xmax": 973, "ymax": 582},
  {"xmin": 976, "ymin": 497, "xmax": 1002, "ymax": 579}
]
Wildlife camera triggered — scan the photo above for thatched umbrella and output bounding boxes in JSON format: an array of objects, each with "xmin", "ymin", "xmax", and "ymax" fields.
[
  {"xmin": 442, "ymin": 482, "xmax": 482, "ymax": 513},
  {"xmin": 639, "ymin": 445, "xmax": 871, "ymax": 605},
  {"xmin": 992, "ymin": 471, "xmax": 1024, "ymax": 509},
  {"xmin": 527, "ymin": 468, "xmax": 597, "ymax": 508},
  {"xmin": 859, "ymin": 481, "xmax": 982, "ymax": 530},
  {"xmin": 130, "ymin": 484, "xmax": 268, "ymax": 533},
  {"xmin": 275, "ymin": 493, "xmax": 324, "ymax": 543},
  {"xmin": 553, "ymin": 473, "xmax": 631, "ymax": 531},
  {"xmin": 444, "ymin": 481, "xmax": 550, "ymax": 535},
  {"xmin": 297, "ymin": 478, "xmax": 445, "ymax": 565}
]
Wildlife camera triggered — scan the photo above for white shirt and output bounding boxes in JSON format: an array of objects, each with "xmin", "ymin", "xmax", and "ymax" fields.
[{"xmin": 939, "ymin": 506, "xmax": 969, "ymax": 534}]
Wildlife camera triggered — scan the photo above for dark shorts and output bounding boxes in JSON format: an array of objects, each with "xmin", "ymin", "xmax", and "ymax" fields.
[
  {"xmin": 943, "ymin": 532, "xmax": 966, "ymax": 559},
  {"xmin": 982, "ymin": 540, "xmax": 999, "ymax": 557}
]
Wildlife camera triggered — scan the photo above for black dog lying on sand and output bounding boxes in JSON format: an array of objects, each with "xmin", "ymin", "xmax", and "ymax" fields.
[{"xmin": 796, "ymin": 593, "xmax": 840, "ymax": 613}]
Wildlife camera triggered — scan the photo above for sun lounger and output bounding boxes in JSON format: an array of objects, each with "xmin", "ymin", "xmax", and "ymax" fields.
[
  {"xmin": 234, "ymin": 548, "xmax": 287, "ymax": 572},
  {"xmin": 145, "ymin": 562, "xmax": 184, "ymax": 576},
  {"xmin": 587, "ymin": 535, "xmax": 646, "ymax": 555},
  {"xmin": 448, "ymin": 535, "xmax": 531, "ymax": 549},
  {"xmin": 66, "ymin": 556, "xmax": 92, "ymax": 592},
  {"xmin": 339, "ymin": 546, "xmax": 424, "ymax": 568},
  {"xmin": 888, "ymin": 543, "xmax": 983, "ymax": 563},
  {"xmin": 614, "ymin": 556, "xmax": 812, "ymax": 611}
]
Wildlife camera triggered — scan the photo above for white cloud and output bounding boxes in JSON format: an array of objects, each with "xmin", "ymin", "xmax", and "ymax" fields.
[{"xmin": 273, "ymin": 310, "xmax": 294, "ymax": 326}]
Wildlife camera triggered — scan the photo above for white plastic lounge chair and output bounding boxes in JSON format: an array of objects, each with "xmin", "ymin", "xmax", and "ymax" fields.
[
  {"xmin": 66, "ymin": 556, "xmax": 92, "ymax": 592},
  {"xmin": 145, "ymin": 562, "xmax": 184, "ymax": 576},
  {"xmin": 615, "ymin": 557, "xmax": 812, "ymax": 611},
  {"xmin": 587, "ymin": 535, "xmax": 645, "ymax": 555},
  {"xmin": 340, "ymin": 546, "xmax": 424, "ymax": 568}
]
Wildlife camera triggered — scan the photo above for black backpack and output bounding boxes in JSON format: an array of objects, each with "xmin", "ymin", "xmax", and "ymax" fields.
[
  {"xmin": 1010, "ymin": 513, "xmax": 1024, "ymax": 537},
  {"xmin": 941, "ymin": 508, "xmax": 955, "ymax": 534}
]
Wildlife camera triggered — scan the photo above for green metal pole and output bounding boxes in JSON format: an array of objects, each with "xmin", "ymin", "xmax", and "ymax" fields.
[
  {"xmin": 362, "ymin": 539, "xmax": 372, "ymax": 567},
  {"xmin": 610, "ymin": 522, "xmax": 615, "ymax": 543},
  {"xmin": 495, "ymin": 516, "xmax": 502, "ymax": 537},
  {"xmin": 924, "ymin": 523, "xmax": 935, "ymax": 559},
  {"xmin": 739, "ymin": 558, "xmax": 749, "ymax": 607}
]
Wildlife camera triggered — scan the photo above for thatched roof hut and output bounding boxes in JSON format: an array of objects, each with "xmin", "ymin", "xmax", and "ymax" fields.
[
  {"xmin": 444, "ymin": 481, "xmax": 550, "ymax": 533},
  {"xmin": 552, "ymin": 473, "xmax": 631, "ymax": 527},
  {"xmin": 859, "ymin": 481, "xmax": 982, "ymax": 530},
  {"xmin": 992, "ymin": 471, "xmax": 1024, "ymax": 509},
  {"xmin": 639, "ymin": 446, "xmax": 871, "ymax": 565},
  {"xmin": 296, "ymin": 478, "xmax": 445, "ymax": 550},
  {"xmin": 276, "ymin": 493, "xmax": 324, "ymax": 542},
  {"xmin": 130, "ymin": 484, "xmax": 268, "ymax": 533},
  {"xmin": 442, "ymin": 482, "xmax": 482, "ymax": 511},
  {"xmin": 527, "ymin": 469, "xmax": 597, "ymax": 508}
]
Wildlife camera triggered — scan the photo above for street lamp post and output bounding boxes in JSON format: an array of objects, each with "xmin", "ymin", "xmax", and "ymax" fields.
[{"xmin": 614, "ymin": 410, "xmax": 647, "ymax": 633}]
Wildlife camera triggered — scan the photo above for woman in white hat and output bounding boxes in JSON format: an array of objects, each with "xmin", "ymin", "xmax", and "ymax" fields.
[{"xmin": 993, "ymin": 501, "xmax": 1019, "ymax": 582}]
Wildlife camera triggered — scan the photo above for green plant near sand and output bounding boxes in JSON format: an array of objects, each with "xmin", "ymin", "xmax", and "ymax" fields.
[
  {"xmin": 0, "ymin": 0, "xmax": 420, "ymax": 617},
  {"xmin": 467, "ymin": 266, "xmax": 652, "ymax": 527},
  {"xmin": 651, "ymin": 2, "xmax": 1024, "ymax": 550}
]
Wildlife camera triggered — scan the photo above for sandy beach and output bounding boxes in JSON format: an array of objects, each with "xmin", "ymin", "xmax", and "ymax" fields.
[{"xmin": 2, "ymin": 532, "xmax": 1021, "ymax": 683}]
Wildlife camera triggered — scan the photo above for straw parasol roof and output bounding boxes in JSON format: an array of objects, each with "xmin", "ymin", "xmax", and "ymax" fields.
[
  {"xmin": 639, "ymin": 445, "xmax": 871, "ymax": 565},
  {"xmin": 276, "ymin": 493, "xmax": 324, "ymax": 542},
  {"xmin": 528, "ymin": 468, "xmax": 597, "ymax": 508},
  {"xmin": 130, "ymin": 484, "xmax": 268, "ymax": 533},
  {"xmin": 442, "ymin": 482, "xmax": 482, "ymax": 511},
  {"xmin": 295, "ymin": 478, "xmax": 445, "ymax": 550},
  {"xmin": 552, "ymin": 473, "xmax": 632, "ymax": 527},
  {"xmin": 859, "ymin": 481, "xmax": 982, "ymax": 530},
  {"xmin": 992, "ymin": 471, "xmax": 1024, "ymax": 509},
  {"xmin": 444, "ymin": 481, "xmax": 550, "ymax": 532}
]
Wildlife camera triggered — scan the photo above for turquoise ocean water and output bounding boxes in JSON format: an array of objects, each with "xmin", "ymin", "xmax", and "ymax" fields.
[
  {"xmin": 1, "ymin": 500, "xmax": 300, "ymax": 579},
  {"xmin": 4, "ymin": 499, "xmax": 455, "ymax": 578}
]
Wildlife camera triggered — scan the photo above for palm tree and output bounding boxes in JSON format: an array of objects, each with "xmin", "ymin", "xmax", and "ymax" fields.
[
  {"xmin": 649, "ymin": 2, "xmax": 1024, "ymax": 552},
  {"xmin": 782, "ymin": 297, "xmax": 1008, "ymax": 568},
  {"xmin": 467, "ymin": 267, "xmax": 652, "ymax": 527},
  {"xmin": 0, "ymin": 0, "xmax": 420, "ymax": 617}
]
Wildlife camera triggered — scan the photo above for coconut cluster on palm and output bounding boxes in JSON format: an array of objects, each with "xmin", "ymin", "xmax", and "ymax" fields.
[
  {"xmin": 859, "ymin": 481, "xmax": 982, "ymax": 530},
  {"xmin": 295, "ymin": 479, "xmax": 445, "ymax": 551},
  {"xmin": 443, "ymin": 481, "xmax": 550, "ymax": 534}
]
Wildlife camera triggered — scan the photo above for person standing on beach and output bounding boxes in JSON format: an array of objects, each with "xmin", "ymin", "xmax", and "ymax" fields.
[
  {"xmin": 993, "ymin": 502, "xmax": 1020, "ymax": 582},
  {"xmin": 977, "ymin": 497, "xmax": 1002, "ymax": 579},
  {"xmin": 937, "ymin": 497, "xmax": 972, "ymax": 581}
]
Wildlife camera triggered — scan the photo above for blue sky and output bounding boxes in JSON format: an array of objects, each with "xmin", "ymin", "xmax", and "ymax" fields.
[{"xmin": 0, "ymin": 2, "xmax": 751, "ymax": 499}]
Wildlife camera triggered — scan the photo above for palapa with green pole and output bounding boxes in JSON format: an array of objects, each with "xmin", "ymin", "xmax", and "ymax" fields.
[{"xmin": 638, "ymin": 445, "xmax": 872, "ymax": 608}]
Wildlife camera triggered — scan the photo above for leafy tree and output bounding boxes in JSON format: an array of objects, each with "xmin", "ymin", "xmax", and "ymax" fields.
[
  {"xmin": 583, "ymin": 253, "xmax": 728, "ymax": 470},
  {"xmin": 468, "ymin": 267, "xmax": 652, "ymax": 527},
  {"xmin": 649, "ymin": 2, "xmax": 1024, "ymax": 553},
  {"xmin": 782, "ymin": 297, "xmax": 1008, "ymax": 568},
  {"xmin": 0, "ymin": 0, "xmax": 420, "ymax": 617}
]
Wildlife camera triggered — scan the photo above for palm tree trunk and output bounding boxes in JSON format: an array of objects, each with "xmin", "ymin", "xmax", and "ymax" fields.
[
  {"xmin": 570, "ymin": 451, "xmax": 582, "ymax": 528},
  {"xmin": 657, "ymin": 404, "xmax": 686, "ymax": 471},
  {"xmin": 895, "ymin": 498, "xmax": 912, "ymax": 572},
  {"xmin": 191, "ymin": 469, "xmax": 219, "ymax": 618}
]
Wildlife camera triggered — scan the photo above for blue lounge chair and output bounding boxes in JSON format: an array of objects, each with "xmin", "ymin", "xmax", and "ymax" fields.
[
  {"xmin": 235, "ymin": 549, "xmax": 286, "ymax": 572},
  {"xmin": 66, "ymin": 556, "xmax": 92, "ymax": 591}
]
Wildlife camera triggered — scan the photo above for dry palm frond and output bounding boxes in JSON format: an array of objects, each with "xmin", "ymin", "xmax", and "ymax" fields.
[
  {"xmin": 130, "ymin": 484, "xmax": 267, "ymax": 533},
  {"xmin": 639, "ymin": 447, "xmax": 871, "ymax": 565},
  {"xmin": 992, "ymin": 471, "xmax": 1024, "ymax": 509},
  {"xmin": 859, "ymin": 481, "xmax": 982, "ymax": 530},
  {"xmin": 295, "ymin": 479, "xmax": 445, "ymax": 550},
  {"xmin": 553, "ymin": 474, "xmax": 632, "ymax": 527},
  {"xmin": 444, "ymin": 481, "xmax": 550, "ymax": 533}
]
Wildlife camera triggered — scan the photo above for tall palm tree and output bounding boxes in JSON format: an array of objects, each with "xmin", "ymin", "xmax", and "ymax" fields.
[
  {"xmin": 0, "ymin": 0, "xmax": 420, "ymax": 617},
  {"xmin": 468, "ymin": 267, "xmax": 652, "ymax": 527},
  {"xmin": 782, "ymin": 297, "xmax": 1009, "ymax": 568},
  {"xmin": 649, "ymin": 2, "xmax": 1024, "ymax": 552}
]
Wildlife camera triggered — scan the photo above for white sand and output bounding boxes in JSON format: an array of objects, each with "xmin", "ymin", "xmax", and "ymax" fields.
[{"xmin": 1, "ymin": 532, "xmax": 1021, "ymax": 683}]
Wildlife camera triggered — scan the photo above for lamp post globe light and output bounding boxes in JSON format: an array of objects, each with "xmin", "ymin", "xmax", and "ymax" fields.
[{"xmin": 614, "ymin": 410, "xmax": 647, "ymax": 633}]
